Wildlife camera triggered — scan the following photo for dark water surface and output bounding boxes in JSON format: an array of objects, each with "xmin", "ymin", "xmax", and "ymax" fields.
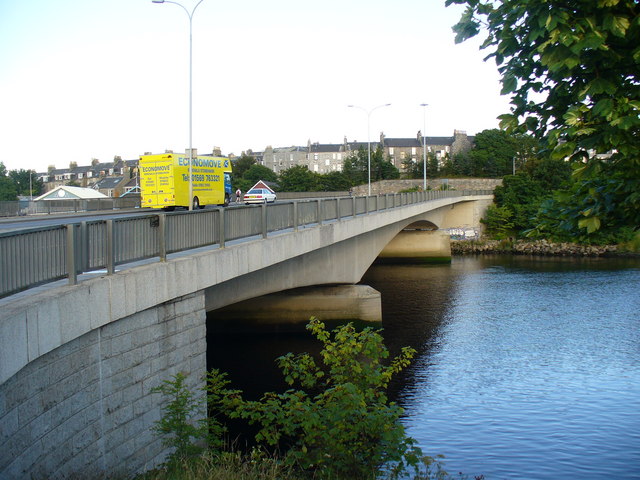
[{"xmin": 208, "ymin": 256, "xmax": 640, "ymax": 479}]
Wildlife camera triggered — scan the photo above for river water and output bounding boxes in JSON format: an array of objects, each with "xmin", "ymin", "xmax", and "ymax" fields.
[{"xmin": 208, "ymin": 255, "xmax": 640, "ymax": 479}]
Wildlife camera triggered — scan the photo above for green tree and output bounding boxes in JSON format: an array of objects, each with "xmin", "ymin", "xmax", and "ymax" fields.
[
  {"xmin": 343, "ymin": 146, "xmax": 400, "ymax": 186},
  {"xmin": 447, "ymin": 0, "xmax": 640, "ymax": 235},
  {"xmin": 481, "ymin": 204, "xmax": 515, "ymax": 239},
  {"xmin": 151, "ymin": 373, "xmax": 210, "ymax": 467},
  {"xmin": 427, "ymin": 153, "xmax": 440, "ymax": 178},
  {"xmin": 227, "ymin": 318, "xmax": 421, "ymax": 479},
  {"xmin": 243, "ymin": 164, "xmax": 277, "ymax": 185},
  {"xmin": 235, "ymin": 164, "xmax": 278, "ymax": 193},
  {"xmin": 8, "ymin": 169, "xmax": 43, "ymax": 197},
  {"xmin": 531, "ymin": 161, "xmax": 640, "ymax": 243},
  {"xmin": 486, "ymin": 156, "xmax": 572, "ymax": 237},
  {"xmin": 402, "ymin": 152, "xmax": 438, "ymax": 180},
  {"xmin": 468, "ymin": 129, "xmax": 516, "ymax": 177},
  {"xmin": 232, "ymin": 154, "xmax": 257, "ymax": 179},
  {"xmin": 317, "ymin": 171, "xmax": 351, "ymax": 191},
  {"xmin": 0, "ymin": 162, "xmax": 18, "ymax": 201},
  {"xmin": 278, "ymin": 165, "xmax": 319, "ymax": 192}
]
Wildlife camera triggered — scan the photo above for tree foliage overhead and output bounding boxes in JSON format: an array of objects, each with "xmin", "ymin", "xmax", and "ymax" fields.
[
  {"xmin": 447, "ymin": 0, "xmax": 639, "ymax": 158},
  {"xmin": 447, "ymin": 0, "xmax": 640, "ymax": 236}
]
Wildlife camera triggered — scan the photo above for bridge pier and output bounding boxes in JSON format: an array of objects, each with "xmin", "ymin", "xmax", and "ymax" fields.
[
  {"xmin": 209, "ymin": 285, "xmax": 382, "ymax": 332},
  {"xmin": 0, "ymin": 292, "xmax": 207, "ymax": 479},
  {"xmin": 377, "ymin": 229, "xmax": 451, "ymax": 263}
]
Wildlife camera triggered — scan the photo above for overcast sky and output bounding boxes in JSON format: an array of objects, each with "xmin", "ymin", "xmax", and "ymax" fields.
[{"xmin": 0, "ymin": 0, "xmax": 511, "ymax": 173}]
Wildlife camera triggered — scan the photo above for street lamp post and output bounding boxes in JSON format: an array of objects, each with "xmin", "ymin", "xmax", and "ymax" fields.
[
  {"xmin": 420, "ymin": 103, "xmax": 428, "ymax": 192},
  {"xmin": 347, "ymin": 103, "xmax": 391, "ymax": 196},
  {"xmin": 152, "ymin": 0, "xmax": 205, "ymax": 211}
]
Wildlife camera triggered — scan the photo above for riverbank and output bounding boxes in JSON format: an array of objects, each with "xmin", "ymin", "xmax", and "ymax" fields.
[{"xmin": 451, "ymin": 239, "xmax": 637, "ymax": 257}]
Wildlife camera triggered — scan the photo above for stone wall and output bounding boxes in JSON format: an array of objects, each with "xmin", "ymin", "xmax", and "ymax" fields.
[
  {"xmin": 350, "ymin": 178, "xmax": 502, "ymax": 196},
  {"xmin": 0, "ymin": 292, "xmax": 207, "ymax": 479},
  {"xmin": 451, "ymin": 239, "xmax": 624, "ymax": 256}
]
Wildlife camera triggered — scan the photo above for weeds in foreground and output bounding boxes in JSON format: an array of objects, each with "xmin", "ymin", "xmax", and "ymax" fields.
[{"xmin": 143, "ymin": 318, "xmax": 477, "ymax": 480}]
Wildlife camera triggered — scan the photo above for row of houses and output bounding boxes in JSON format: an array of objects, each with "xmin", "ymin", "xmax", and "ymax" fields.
[
  {"xmin": 35, "ymin": 130, "xmax": 474, "ymax": 196},
  {"xmin": 35, "ymin": 157, "xmax": 141, "ymax": 198},
  {"xmin": 250, "ymin": 130, "xmax": 474, "ymax": 174}
]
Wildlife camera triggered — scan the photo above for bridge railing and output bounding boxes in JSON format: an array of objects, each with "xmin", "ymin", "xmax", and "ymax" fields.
[{"xmin": 0, "ymin": 190, "xmax": 492, "ymax": 298}]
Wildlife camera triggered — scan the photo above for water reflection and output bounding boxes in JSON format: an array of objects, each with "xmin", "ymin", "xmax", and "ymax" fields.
[{"xmin": 366, "ymin": 256, "xmax": 640, "ymax": 480}]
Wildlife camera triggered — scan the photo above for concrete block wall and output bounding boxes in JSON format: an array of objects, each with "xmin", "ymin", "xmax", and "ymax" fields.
[{"xmin": 0, "ymin": 292, "xmax": 207, "ymax": 479}]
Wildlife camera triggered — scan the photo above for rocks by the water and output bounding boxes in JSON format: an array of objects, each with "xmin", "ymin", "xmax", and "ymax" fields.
[{"xmin": 451, "ymin": 239, "xmax": 623, "ymax": 257}]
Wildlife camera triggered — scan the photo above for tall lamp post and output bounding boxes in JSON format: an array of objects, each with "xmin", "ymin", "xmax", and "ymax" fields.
[
  {"xmin": 152, "ymin": 0, "xmax": 205, "ymax": 210},
  {"xmin": 420, "ymin": 103, "xmax": 428, "ymax": 192},
  {"xmin": 348, "ymin": 104, "xmax": 391, "ymax": 196}
]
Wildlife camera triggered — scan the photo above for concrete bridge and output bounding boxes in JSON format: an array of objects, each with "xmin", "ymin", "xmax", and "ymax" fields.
[{"xmin": 0, "ymin": 192, "xmax": 492, "ymax": 479}]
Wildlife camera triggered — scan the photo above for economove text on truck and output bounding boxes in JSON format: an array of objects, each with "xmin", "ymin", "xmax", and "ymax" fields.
[{"xmin": 139, "ymin": 153, "xmax": 233, "ymax": 209}]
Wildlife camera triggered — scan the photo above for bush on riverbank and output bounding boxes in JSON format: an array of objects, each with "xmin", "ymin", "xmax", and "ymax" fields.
[{"xmin": 136, "ymin": 319, "xmax": 471, "ymax": 480}]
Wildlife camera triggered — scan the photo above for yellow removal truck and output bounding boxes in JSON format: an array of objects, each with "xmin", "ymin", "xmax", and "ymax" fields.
[{"xmin": 139, "ymin": 153, "xmax": 233, "ymax": 209}]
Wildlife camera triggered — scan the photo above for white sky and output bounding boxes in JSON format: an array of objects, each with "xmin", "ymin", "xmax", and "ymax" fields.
[{"xmin": 0, "ymin": 0, "xmax": 511, "ymax": 173}]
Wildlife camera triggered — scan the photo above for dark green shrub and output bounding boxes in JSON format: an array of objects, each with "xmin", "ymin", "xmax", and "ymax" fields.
[{"xmin": 227, "ymin": 318, "xmax": 421, "ymax": 479}]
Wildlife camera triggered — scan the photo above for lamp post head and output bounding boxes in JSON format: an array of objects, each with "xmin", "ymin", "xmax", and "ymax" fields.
[
  {"xmin": 152, "ymin": 0, "xmax": 165, "ymax": 3},
  {"xmin": 420, "ymin": 103, "xmax": 428, "ymax": 107}
]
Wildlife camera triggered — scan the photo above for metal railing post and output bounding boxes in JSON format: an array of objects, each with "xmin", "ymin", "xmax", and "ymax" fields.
[
  {"xmin": 106, "ymin": 219, "xmax": 115, "ymax": 274},
  {"xmin": 317, "ymin": 199, "xmax": 323, "ymax": 225},
  {"xmin": 219, "ymin": 208, "xmax": 226, "ymax": 248},
  {"xmin": 353, "ymin": 196, "xmax": 357, "ymax": 218},
  {"xmin": 293, "ymin": 201, "xmax": 299, "ymax": 232},
  {"xmin": 262, "ymin": 204, "xmax": 268, "ymax": 238},
  {"xmin": 66, "ymin": 224, "xmax": 77, "ymax": 285},
  {"xmin": 336, "ymin": 198, "xmax": 341, "ymax": 222},
  {"xmin": 159, "ymin": 214, "xmax": 167, "ymax": 261},
  {"xmin": 80, "ymin": 221, "xmax": 89, "ymax": 272}
]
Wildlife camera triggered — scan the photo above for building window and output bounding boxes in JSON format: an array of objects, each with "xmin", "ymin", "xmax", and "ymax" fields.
[
  {"xmin": 389, "ymin": 147, "xmax": 394, "ymax": 155},
  {"xmin": 411, "ymin": 147, "xmax": 416, "ymax": 155}
]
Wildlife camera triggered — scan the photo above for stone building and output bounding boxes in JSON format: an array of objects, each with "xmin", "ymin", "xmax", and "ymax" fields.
[
  {"xmin": 381, "ymin": 130, "xmax": 475, "ymax": 170},
  {"xmin": 307, "ymin": 142, "xmax": 348, "ymax": 173},
  {"xmin": 262, "ymin": 145, "xmax": 308, "ymax": 173},
  {"xmin": 255, "ymin": 130, "xmax": 475, "ymax": 175}
]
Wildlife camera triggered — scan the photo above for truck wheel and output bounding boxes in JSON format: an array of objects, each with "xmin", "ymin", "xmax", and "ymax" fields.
[{"xmin": 192, "ymin": 197, "xmax": 200, "ymax": 209}]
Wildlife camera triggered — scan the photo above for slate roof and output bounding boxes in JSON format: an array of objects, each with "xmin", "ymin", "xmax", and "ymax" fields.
[
  {"xmin": 309, "ymin": 143, "xmax": 345, "ymax": 153},
  {"xmin": 348, "ymin": 142, "xmax": 382, "ymax": 151},
  {"xmin": 94, "ymin": 177, "xmax": 124, "ymax": 190},
  {"xmin": 384, "ymin": 138, "xmax": 422, "ymax": 148}
]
